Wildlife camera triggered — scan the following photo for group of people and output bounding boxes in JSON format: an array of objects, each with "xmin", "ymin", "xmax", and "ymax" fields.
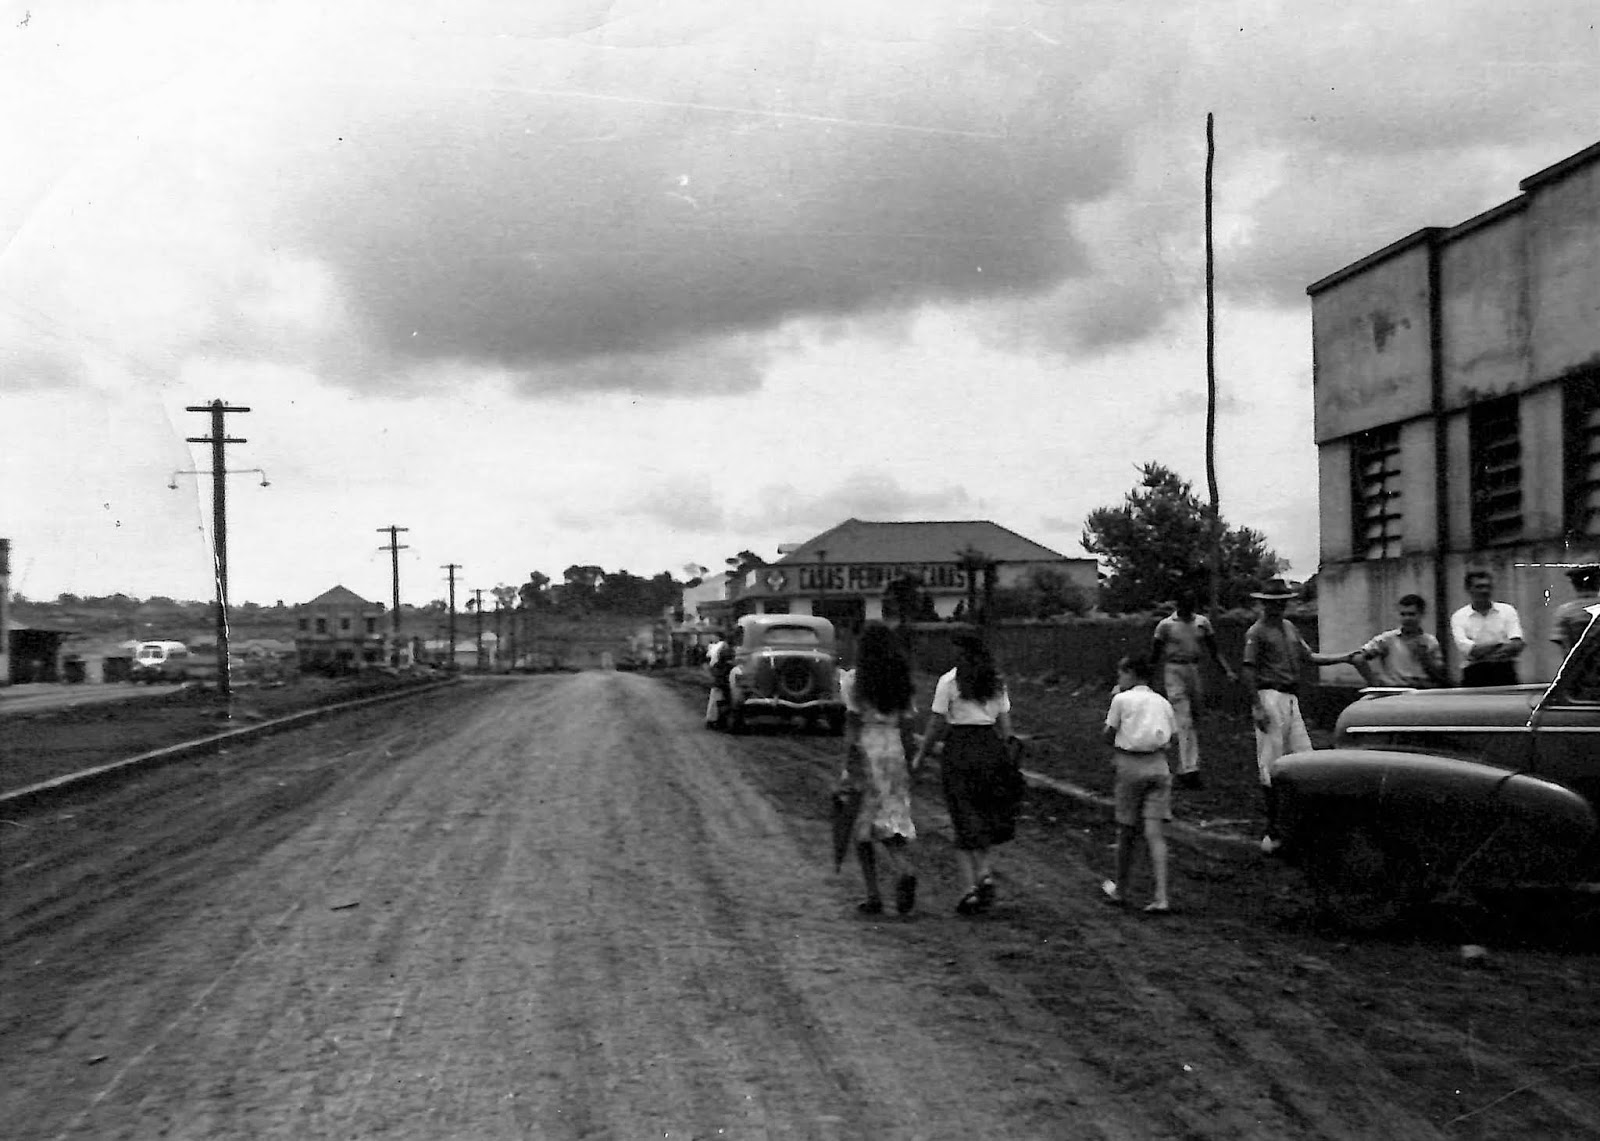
[
  {"xmin": 724, "ymin": 562, "xmax": 1600, "ymax": 920},
  {"xmin": 837, "ymin": 627, "xmax": 1020, "ymax": 917}
]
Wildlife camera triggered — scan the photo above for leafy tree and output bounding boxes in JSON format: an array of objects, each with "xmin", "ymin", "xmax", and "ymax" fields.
[
  {"xmin": 518, "ymin": 571, "xmax": 552, "ymax": 611},
  {"xmin": 1081, "ymin": 462, "xmax": 1284, "ymax": 613}
]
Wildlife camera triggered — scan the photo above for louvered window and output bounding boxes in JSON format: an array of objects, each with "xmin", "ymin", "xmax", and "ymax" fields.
[
  {"xmin": 1351, "ymin": 425, "xmax": 1402, "ymax": 560},
  {"xmin": 1565, "ymin": 374, "xmax": 1600, "ymax": 541},
  {"xmin": 1470, "ymin": 396, "xmax": 1522, "ymax": 547}
]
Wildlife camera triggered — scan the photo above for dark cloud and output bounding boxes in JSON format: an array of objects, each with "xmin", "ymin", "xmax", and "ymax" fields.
[{"xmin": 260, "ymin": 10, "xmax": 1126, "ymax": 393}]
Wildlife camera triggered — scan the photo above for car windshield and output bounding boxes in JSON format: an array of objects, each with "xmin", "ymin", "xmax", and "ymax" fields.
[{"xmin": 758, "ymin": 626, "xmax": 821, "ymax": 647}]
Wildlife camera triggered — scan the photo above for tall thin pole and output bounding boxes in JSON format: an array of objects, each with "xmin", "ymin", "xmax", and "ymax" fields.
[
  {"xmin": 377, "ymin": 525, "xmax": 409, "ymax": 666},
  {"xmin": 185, "ymin": 400, "xmax": 249, "ymax": 703},
  {"xmin": 442, "ymin": 564, "xmax": 461, "ymax": 667},
  {"xmin": 472, "ymin": 587, "xmax": 485, "ymax": 671},
  {"xmin": 1204, "ymin": 112, "xmax": 1222, "ymax": 613}
]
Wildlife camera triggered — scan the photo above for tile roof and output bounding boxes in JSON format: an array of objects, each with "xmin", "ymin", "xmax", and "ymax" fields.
[
  {"xmin": 773, "ymin": 519, "xmax": 1067, "ymax": 565},
  {"xmin": 304, "ymin": 585, "xmax": 377, "ymax": 607}
]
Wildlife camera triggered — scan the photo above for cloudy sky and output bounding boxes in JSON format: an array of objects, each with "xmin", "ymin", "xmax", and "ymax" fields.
[{"xmin": 3, "ymin": 1, "xmax": 1596, "ymax": 608}]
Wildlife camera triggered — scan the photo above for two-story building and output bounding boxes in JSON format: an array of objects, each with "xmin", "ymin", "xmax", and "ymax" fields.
[
  {"xmin": 295, "ymin": 585, "xmax": 388, "ymax": 672},
  {"xmin": 1308, "ymin": 139, "xmax": 1600, "ymax": 682}
]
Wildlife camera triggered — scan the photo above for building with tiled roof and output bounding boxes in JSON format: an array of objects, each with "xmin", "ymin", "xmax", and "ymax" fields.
[
  {"xmin": 295, "ymin": 585, "xmax": 389, "ymax": 672},
  {"xmin": 729, "ymin": 518, "xmax": 1097, "ymax": 625}
]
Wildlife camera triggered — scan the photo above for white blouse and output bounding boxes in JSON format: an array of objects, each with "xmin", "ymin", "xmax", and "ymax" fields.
[{"xmin": 930, "ymin": 668, "xmax": 1009, "ymax": 725}]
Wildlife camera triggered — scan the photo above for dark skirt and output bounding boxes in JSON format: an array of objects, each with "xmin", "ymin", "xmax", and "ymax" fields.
[{"xmin": 940, "ymin": 725, "xmax": 1018, "ymax": 850}]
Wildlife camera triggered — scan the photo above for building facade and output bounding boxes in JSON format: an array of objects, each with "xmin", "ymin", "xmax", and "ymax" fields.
[
  {"xmin": 295, "ymin": 585, "xmax": 388, "ymax": 671},
  {"xmin": 726, "ymin": 518, "xmax": 1096, "ymax": 626},
  {"xmin": 1308, "ymin": 139, "xmax": 1600, "ymax": 682}
]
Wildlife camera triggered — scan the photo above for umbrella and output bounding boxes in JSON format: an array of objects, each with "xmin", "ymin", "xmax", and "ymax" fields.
[{"xmin": 831, "ymin": 785, "xmax": 863, "ymax": 872}]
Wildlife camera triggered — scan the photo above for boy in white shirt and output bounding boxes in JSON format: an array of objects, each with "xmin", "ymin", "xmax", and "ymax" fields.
[{"xmin": 1100, "ymin": 654, "xmax": 1179, "ymax": 914}]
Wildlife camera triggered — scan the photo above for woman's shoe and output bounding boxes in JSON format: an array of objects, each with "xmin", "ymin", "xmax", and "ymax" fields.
[
  {"xmin": 857, "ymin": 898, "xmax": 885, "ymax": 915},
  {"xmin": 894, "ymin": 874, "xmax": 918, "ymax": 915},
  {"xmin": 955, "ymin": 888, "xmax": 984, "ymax": 916},
  {"xmin": 975, "ymin": 875, "xmax": 997, "ymax": 910}
]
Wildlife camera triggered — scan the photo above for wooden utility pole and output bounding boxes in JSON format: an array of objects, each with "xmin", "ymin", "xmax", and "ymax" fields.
[
  {"xmin": 441, "ymin": 564, "xmax": 461, "ymax": 667},
  {"xmin": 377, "ymin": 525, "xmax": 408, "ymax": 666},
  {"xmin": 184, "ymin": 400, "xmax": 250, "ymax": 704},
  {"xmin": 471, "ymin": 587, "xmax": 485, "ymax": 670},
  {"xmin": 1204, "ymin": 112, "xmax": 1222, "ymax": 613}
]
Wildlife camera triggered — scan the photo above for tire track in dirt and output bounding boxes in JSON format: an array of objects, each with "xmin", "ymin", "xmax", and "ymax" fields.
[{"xmin": 673, "ymin": 670, "xmax": 1600, "ymax": 1140}]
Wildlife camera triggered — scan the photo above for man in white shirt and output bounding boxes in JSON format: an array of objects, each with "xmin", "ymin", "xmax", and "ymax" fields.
[
  {"xmin": 1450, "ymin": 570, "xmax": 1524, "ymax": 687},
  {"xmin": 1100, "ymin": 654, "xmax": 1179, "ymax": 914}
]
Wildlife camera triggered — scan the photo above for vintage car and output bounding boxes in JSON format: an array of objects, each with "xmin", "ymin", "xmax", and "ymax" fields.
[
  {"xmin": 1272, "ymin": 605, "xmax": 1600, "ymax": 927},
  {"xmin": 723, "ymin": 613, "xmax": 846, "ymax": 735}
]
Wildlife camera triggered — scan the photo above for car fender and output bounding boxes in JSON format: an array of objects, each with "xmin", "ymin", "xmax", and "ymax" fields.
[{"xmin": 1273, "ymin": 749, "xmax": 1597, "ymax": 883}]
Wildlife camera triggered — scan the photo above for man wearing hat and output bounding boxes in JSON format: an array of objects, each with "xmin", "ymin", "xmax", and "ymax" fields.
[
  {"xmin": 1551, "ymin": 562, "xmax": 1600, "ymax": 657},
  {"xmin": 1241, "ymin": 578, "xmax": 1351, "ymax": 854}
]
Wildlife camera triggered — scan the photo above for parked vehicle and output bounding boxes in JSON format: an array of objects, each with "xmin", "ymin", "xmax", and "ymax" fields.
[
  {"xmin": 130, "ymin": 641, "xmax": 191, "ymax": 683},
  {"xmin": 722, "ymin": 614, "xmax": 846, "ymax": 735},
  {"xmin": 1272, "ymin": 606, "xmax": 1600, "ymax": 927}
]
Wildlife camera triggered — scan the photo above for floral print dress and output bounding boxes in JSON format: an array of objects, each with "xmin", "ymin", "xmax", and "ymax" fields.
[{"xmin": 840, "ymin": 670, "xmax": 916, "ymax": 844}]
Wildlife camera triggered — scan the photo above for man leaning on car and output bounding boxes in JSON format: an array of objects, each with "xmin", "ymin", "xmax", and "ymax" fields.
[{"xmin": 1450, "ymin": 570, "xmax": 1524, "ymax": 687}]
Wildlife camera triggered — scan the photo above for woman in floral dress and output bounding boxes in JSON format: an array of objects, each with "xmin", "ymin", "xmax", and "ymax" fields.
[{"xmin": 839, "ymin": 623, "xmax": 919, "ymax": 915}]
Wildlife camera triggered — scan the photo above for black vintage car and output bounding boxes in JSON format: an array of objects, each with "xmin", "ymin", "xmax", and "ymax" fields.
[
  {"xmin": 723, "ymin": 614, "xmax": 846, "ymax": 735},
  {"xmin": 1272, "ymin": 606, "xmax": 1600, "ymax": 926}
]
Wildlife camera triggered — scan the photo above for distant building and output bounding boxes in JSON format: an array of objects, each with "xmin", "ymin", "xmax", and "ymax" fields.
[
  {"xmin": 730, "ymin": 518, "xmax": 1096, "ymax": 626},
  {"xmin": 1308, "ymin": 139, "xmax": 1600, "ymax": 682},
  {"xmin": 295, "ymin": 585, "xmax": 387, "ymax": 672}
]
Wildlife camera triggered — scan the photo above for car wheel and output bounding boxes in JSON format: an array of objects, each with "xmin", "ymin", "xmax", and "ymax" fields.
[
  {"xmin": 826, "ymin": 710, "xmax": 846, "ymax": 737},
  {"xmin": 1302, "ymin": 824, "xmax": 1426, "ymax": 931}
]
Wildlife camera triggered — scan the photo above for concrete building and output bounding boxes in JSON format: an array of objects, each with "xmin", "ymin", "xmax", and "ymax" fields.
[
  {"xmin": 295, "ymin": 585, "xmax": 388, "ymax": 672},
  {"xmin": 1308, "ymin": 139, "xmax": 1600, "ymax": 682},
  {"xmin": 729, "ymin": 518, "xmax": 1095, "ymax": 626}
]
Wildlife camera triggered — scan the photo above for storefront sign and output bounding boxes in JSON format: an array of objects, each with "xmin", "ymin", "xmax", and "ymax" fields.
[{"xmin": 795, "ymin": 563, "xmax": 971, "ymax": 593}]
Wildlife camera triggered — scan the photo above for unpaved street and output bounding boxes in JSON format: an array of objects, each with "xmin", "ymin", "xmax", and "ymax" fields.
[{"xmin": 4, "ymin": 672, "xmax": 1598, "ymax": 1139}]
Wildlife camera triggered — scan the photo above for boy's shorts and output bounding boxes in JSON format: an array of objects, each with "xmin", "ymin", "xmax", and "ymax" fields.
[{"xmin": 1113, "ymin": 750, "xmax": 1173, "ymax": 825}]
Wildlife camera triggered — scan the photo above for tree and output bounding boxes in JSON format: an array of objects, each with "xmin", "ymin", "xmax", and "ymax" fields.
[{"xmin": 1081, "ymin": 462, "xmax": 1284, "ymax": 613}]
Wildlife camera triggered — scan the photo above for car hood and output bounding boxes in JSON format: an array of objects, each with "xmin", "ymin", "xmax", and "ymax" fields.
[{"xmin": 1335, "ymin": 685, "xmax": 1544, "ymax": 735}]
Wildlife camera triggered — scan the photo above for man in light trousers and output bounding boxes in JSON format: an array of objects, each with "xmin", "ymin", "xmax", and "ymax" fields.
[{"xmin": 1241, "ymin": 579, "xmax": 1349, "ymax": 854}]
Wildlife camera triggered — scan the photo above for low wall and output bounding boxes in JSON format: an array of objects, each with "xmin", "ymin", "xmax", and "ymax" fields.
[{"xmin": 888, "ymin": 614, "xmax": 1363, "ymax": 731}]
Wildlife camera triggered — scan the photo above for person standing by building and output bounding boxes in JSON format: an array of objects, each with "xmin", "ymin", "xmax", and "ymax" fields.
[
  {"xmin": 1342, "ymin": 594, "xmax": 1450, "ymax": 689},
  {"xmin": 912, "ymin": 633, "xmax": 1016, "ymax": 915},
  {"xmin": 837, "ymin": 624, "xmax": 920, "ymax": 915},
  {"xmin": 1099, "ymin": 654, "xmax": 1179, "ymax": 914},
  {"xmin": 1450, "ymin": 570, "xmax": 1525, "ymax": 687},
  {"xmin": 1149, "ymin": 592, "xmax": 1236, "ymax": 789},
  {"xmin": 1241, "ymin": 579, "xmax": 1352, "ymax": 854},
  {"xmin": 1551, "ymin": 562, "xmax": 1600, "ymax": 658}
]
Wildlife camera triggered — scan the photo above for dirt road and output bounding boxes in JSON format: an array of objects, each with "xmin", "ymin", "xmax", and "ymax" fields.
[{"xmin": 4, "ymin": 673, "xmax": 1598, "ymax": 1139}]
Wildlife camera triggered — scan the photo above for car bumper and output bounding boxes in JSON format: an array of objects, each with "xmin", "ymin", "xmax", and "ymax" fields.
[{"xmin": 735, "ymin": 697, "xmax": 843, "ymax": 714}]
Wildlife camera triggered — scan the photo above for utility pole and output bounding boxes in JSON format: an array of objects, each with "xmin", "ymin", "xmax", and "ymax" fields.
[
  {"xmin": 377, "ymin": 525, "xmax": 409, "ymax": 666},
  {"xmin": 442, "ymin": 563, "xmax": 461, "ymax": 668},
  {"xmin": 1204, "ymin": 112, "xmax": 1222, "ymax": 614},
  {"xmin": 184, "ymin": 400, "xmax": 251, "ymax": 705},
  {"xmin": 471, "ymin": 587, "xmax": 485, "ymax": 671}
]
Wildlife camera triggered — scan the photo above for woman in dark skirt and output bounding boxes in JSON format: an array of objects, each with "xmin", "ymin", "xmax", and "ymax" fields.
[{"xmin": 912, "ymin": 633, "xmax": 1016, "ymax": 914}]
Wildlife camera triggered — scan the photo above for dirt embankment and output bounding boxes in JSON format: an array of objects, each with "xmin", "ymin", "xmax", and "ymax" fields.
[{"xmin": 2, "ymin": 672, "xmax": 1598, "ymax": 1139}]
